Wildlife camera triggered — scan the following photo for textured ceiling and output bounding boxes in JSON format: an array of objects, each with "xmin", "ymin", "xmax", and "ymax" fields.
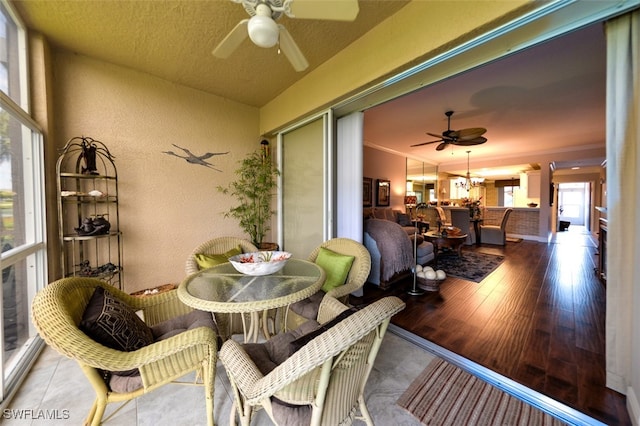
[
  {"xmin": 364, "ymin": 22, "xmax": 607, "ymax": 178},
  {"xmin": 12, "ymin": 1, "xmax": 607, "ymax": 178},
  {"xmin": 12, "ymin": 0, "xmax": 409, "ymax": 107}
]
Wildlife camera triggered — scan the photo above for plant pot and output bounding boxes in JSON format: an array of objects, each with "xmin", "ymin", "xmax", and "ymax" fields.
[{"xmin": 258, "ymin": 242, "xmax": 279, "ymax": 251}]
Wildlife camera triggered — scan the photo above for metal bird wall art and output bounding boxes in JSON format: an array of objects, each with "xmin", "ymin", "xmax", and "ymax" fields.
[{"xmin": 162, "ymin": 144, "xmax": 229, "ymax": 171}]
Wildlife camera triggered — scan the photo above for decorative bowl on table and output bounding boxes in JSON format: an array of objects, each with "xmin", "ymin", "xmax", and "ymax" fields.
[
  {"xmin": 228, "ymin": 251, "xmax": 292, "ymax": 276},
  {"xmin": 443, "ymin": 226, "xmax": 462, "ymax": 236},
  {"xmin": 527, "ymin": 203, "xmax": 538, "ymax": 207}
]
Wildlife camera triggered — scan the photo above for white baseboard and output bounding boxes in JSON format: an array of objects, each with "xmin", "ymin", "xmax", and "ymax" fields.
[
  {"xmin": 506, "ymin": 233, "xmax": 546, "ymax": 242},
  {"xmin": 627, "ymin": 386, "xmax": 640, "ymax": 426}
]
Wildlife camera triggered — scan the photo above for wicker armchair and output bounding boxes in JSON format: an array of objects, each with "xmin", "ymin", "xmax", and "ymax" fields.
[
  {"xmin": 31, "ymin": 277, "xmax": 217, "ymax": 426},
  {"xmin": 220, "ymin": 295, "xmax": 405, "ymax": 426},
  {"xmin": 285, "ymin": 238, "xmax": 371, "ymax": 331},
  {"xmin": 185, "ymin": 236, "xmax": 259, "ymax": 275},
  {"xmin": 185, "ymin": 236, "xmax": 259, "ymax": 340}
]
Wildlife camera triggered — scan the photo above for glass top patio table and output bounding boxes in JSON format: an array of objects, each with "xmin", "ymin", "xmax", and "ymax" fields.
[{"xmin": 177, "ymin": 259, "xmax": 326, "ymax": 314}]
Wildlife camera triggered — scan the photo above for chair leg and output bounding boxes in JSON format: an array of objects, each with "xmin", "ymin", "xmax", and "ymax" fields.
[
  {"xmin": 90, "ymin": 398, "xmax": 107, "ymax": 426},
  {"xmin": 229, "ymin": 400, "xmax": 252, "ymax": 426},
  {"xmin": 358, "ymin": 395, "xmax": 374, "ymax": 426},
  {"xmin": 83, "ymin": 400, "xmax": 98, "ymax": 426},
  {"xmin": 205, "ymin": 364, "xmax": 215, "ymax": 426}
]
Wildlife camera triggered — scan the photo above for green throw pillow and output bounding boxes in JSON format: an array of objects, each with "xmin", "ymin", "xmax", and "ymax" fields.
[
  {"xmin": 316, "ymin": 247, "xmax": 355, "ymax": 293},
  {"xmin": 195, "ymin": 246, "xmax": 242, "ymax": 269}
]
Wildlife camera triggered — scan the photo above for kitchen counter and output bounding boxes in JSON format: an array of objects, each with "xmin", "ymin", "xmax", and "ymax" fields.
[{"xmin": 482, "ymin": 206, "xmax": 539, "ymax": 236}]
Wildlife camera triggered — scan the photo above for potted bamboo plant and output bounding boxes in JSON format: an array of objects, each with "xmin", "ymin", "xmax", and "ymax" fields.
[{"xmin": 217, "ymin": 142, "xmax": 280, "ymax": 249}]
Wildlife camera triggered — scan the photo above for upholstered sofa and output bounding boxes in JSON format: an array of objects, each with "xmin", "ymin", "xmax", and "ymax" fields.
[
  {"xmin": 363, "ymin": 210, "xmax": 434, "ymax": 290},
  {"xmin": 363, "ymin": 207, "xmax": 415, "ymax": 235}
]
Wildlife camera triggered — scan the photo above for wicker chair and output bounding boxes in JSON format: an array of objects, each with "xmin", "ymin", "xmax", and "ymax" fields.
[
  {"xmin": 185, "ymin": 236, "xmax": 259, "ymax": 275},
  {"xmin": 220, "ymin": 295, "xmax": 405, "ymax": 426},
  {"xmin": 285, "ymin": 238, "xmax": 371, "ymax": 331},
  {"xmin": 31, "ymin": 277, "xmax": 217, "ymax": 426},
  {"xmin": 185, "ymin": 236, "xmax": 259, "ymax": 340}
]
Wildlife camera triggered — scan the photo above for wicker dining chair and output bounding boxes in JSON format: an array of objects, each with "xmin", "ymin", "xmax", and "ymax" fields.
[
  {"xmin": 185, "ymin": 236, "xmax": 259, "ymax": 340},
  {"xmin": 31, "ymin": 277, "xmax": 217, "ymax": 426},
  {"xmin": 285, "ymin": 238, "xmax": 371, "ymax": 331},
  {"xmin": 220, "ymin": 295, "xmax": 405, "ymax": 426},
  {"xmin": 185, "ymin": 236, "xmax": 259, "ymax": 275}
]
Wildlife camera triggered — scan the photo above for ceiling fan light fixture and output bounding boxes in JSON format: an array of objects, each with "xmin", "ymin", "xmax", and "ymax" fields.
[{"xmin": 248, "ymin": 14, "xmax": 279, "ymax": 48}]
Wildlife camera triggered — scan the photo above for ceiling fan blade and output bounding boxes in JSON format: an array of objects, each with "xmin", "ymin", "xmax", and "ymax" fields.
[
  {"xmin": 410, "ymin": 139, "xmax": 442, "ymax": 147},
  {"xmin": 284, "ymin": 0, "xmax": 359, "ymax": 21},
  {"xmin": 212, "ymin": 19, "xmax": 249, "ymax": 58},
  {"xmin": 436, "ymin": 142, "xmax": 448, "ymax": 151},
  {"xmin": 453, "ymin": 136, "xmax": 488, "ymax": 146},
  {"xmin": 278, "ymin": 25, "xmax": 309, "ymax": 71},
  {"xmin": 455, "ymin": 127, "xmax": 487, "ymax": 140},
  {"xmin": 426, "ymin": 132, "xmax": 444, "ymax": 138}
]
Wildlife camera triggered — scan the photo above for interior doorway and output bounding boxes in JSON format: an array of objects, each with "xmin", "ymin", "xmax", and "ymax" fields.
[{"xmin": 557, "ymin": 182, "xmax": 591, "ymax": 231}]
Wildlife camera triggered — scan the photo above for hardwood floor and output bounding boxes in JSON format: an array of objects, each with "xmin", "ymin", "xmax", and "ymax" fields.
[{"xmin": 352, "ymin": 227, "xmax": 630, "ymax": 425}]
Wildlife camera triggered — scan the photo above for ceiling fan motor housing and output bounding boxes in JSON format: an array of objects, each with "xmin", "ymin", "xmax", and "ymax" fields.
[{"xmin": 248, "ymin": 3, "xmax": 279, "ymax": 48}]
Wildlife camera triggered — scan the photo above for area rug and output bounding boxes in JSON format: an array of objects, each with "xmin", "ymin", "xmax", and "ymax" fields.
[
  {"xmin": 506, "ymin": 237, "xmax": 523, "ymax": 243},
  {"xmin": 398, "ymin": 358, "xmax": 567, "ymax": 425},
  {"xmin": 433, "ymin": 251, "xmax": 504, "ymax": 283}
]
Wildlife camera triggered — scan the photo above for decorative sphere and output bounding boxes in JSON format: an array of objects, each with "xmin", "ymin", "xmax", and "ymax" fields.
[
  {"xmin": 436, "ymin": 270, "xmax": 446, "ymax": 280},
  {"xmin": 425, "ymin": 270, "xmax": 437, "ymax": 280}
]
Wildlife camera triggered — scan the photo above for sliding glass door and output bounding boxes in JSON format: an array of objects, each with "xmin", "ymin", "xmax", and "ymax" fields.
[
  {"xmin": 0, "ymin": 0, "xmax": 48, "ymax": 405},
  {"xmin": 278, "ymin": 113, "xmax": 330, "ymax": 258}
]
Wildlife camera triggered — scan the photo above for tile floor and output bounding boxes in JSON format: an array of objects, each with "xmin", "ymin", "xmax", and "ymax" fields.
[{"xmin": 3, "ymin": 329, "xmax": 435, "ymax": 425}]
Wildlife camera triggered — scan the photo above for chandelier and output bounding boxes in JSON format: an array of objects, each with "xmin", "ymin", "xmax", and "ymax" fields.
[{"xmin": 455, "ymin": 150, "xmax": 485, "ymax": 191}]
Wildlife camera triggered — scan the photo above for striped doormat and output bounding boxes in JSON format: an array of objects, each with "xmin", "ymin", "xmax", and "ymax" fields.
[{"xmin": 398, "ymin": 358, "xmax": 567, "ymax": 425}]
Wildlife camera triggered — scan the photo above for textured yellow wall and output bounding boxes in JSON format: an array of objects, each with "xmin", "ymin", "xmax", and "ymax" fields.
[
  {"xmin": 52, "ymin": 52, "xmax": 260, "ymax": 292},
  {"xmin": 260, "ymin": 0, "xmax": 532, "ymax": 134}
]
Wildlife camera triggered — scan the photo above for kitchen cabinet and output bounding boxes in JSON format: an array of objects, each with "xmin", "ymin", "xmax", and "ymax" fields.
[
  {"xmin": 56, "ymin": 137, "xmax": 123, "ymax": 289},
  {"xmin": 527, "ymin": 170, "xmax": 541, "ymax": 198}
]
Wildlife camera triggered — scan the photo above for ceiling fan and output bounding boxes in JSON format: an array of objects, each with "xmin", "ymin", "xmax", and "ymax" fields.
[
  {"xmin": 212, "ymin": 0, "xmax": 359, "ymax": 72},
  {"xmin": 411, "ymin": 110, "xmax": 487, "ymax": 151}
]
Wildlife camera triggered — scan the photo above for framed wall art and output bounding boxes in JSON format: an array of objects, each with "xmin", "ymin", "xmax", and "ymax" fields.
[
  {"xmin": 363, "ymin": 177, "xmax": 373, "ymax": 207},
  {"xmin": 376, "ymin": 179, "xmax": 390, "ymax": 207}
]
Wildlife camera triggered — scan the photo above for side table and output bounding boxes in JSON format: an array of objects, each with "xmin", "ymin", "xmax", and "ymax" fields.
[{"xmin": 423, "ymin": 231, "xmax": 468, "ymax": 259}]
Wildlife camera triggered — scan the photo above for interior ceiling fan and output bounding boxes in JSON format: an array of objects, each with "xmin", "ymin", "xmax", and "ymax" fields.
[
  {"xmin": 411, "ymin": 110, "xmax": 488, "ymax": 151},
  {"xmin": 212, "ymin": 0, "xmax": 359, "ymax": 72}
]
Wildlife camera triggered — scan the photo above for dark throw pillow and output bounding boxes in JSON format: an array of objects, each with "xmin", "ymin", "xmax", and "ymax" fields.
[
  {"xmin": 80, "ymin": 286, "xmax": 154, "ymax": 353},
  {"xmin": 396, "ymin": 213, "xmax": 412, "ymax": 227},
  {"xmin": 288, "ymin": 306, "xmax": 361, "ymax": 353}
]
